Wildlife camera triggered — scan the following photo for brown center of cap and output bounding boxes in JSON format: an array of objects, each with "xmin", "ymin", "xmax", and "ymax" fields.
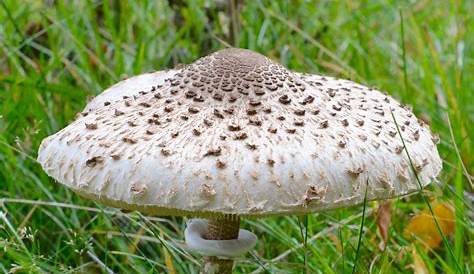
[{"xmin": 167, "ymin": 48, "xmax": 302, "ymax": 104}]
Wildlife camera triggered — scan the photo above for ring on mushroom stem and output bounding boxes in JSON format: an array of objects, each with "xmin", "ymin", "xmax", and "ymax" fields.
[
  {"xmin": 38, "ymin": 48, "xmax": 442, "ymax": 273},
  {"xmin": 185, "ymin": 217, "xmax": 257, "ymax": 273}
]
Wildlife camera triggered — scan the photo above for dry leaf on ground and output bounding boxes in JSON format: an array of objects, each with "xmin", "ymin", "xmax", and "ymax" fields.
[
  {"xmin": 376, "ymin": 201, "xmax": 393, "ymax": 250},
  {"xmin": 404, "ymin": 202, "xmax": 455, "ymax": 249}
]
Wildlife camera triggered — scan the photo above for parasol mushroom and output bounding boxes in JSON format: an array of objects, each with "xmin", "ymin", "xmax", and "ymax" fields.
[{"xmin": 38, "ymin": 48, "xmax": 442, "ymax": 273}]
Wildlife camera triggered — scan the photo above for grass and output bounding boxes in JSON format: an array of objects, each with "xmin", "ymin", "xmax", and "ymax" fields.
[{"xmin": 0, "ymin": 0, "xmax": 472, "ymax": 273}]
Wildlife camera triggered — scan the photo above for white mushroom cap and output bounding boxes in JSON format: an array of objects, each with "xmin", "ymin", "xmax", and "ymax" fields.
[{"xmin": 38, "ymin": 48, "xmax": 442, "ymax": 217}]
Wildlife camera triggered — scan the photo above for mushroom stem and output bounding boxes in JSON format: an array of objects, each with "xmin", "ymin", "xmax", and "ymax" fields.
[
  {"xmin": 201, "ymin": 216, "xmax": 240, "ymax": 274},
  {"xmin": 205, "ymin": 217, "xmax": 240, "ymax": 240}
]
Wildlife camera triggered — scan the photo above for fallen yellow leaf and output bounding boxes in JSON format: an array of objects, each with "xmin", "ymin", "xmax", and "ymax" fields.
[{"xmin": 404, "ymin": 202, "xmax": 455, "ymax": 249}]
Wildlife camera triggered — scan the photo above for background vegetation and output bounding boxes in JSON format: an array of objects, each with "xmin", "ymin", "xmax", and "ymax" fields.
[{"xmin": 0, "ymin": 0, "xmax": 472, "ymax": 273}]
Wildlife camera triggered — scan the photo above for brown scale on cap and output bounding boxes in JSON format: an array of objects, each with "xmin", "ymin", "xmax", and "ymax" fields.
[
  {"xmin": 303, "ymin": 185, "xmax": 326, "ymax": 206},
  {"xmin": 213, "ymin": 109, "xmax": 224, "ymax": 119},
  {"xmin": 200, "ymin": 184, "xmax": 216, "ymax": 198},
  {"xmin": 247, "ymin": 109, "xmax": 257, "ymax": 116},
  {"xmin": 85, "ymin": 122, "xmax": 98, "ymax": 130},
  {"xmin": 114, "ymin": 109, "xmax": 124, "ymax": 116},
  {"xmin": 413, "ymin": 130, "xmax": 420, "ymax": 141},
  {"xmin": 327, "ymin": 89, "xmax": 336, "ymax": 97},
  {"xmin": 188, "ymin": 107, "xmax": 200, "ymax": 114},
  {"xmin": 294, "ymin": 109, "xmax": 305, "ymax": 116},
  {"xmin": 224, "ymin": 108, "xmax": 234, "ymax": 115},
  {"xmin": 341, "ymin": 119, "xmax": 349, "ymax": 127},
  {"xmin": 139, "ymin": 102, "xmax": 151, "ymax": 108},
  {"xmin": 347, "ymin": 167, "xmax": 365, "ymax": 177},
  {"xmin": 228, "ymin": 124, "xmax": 241, "ymax": 131},
  {"xmin": 234, "ymin": 132, "xmax": 248, "ymax": 140},
  {"xmin": 86, "ymin": 156, "xmax": 104, "ymax": 167},
  {"xmin": 415, "ymin": 158, "xmax": 429, "ymax": 172},
  {"xmin": 294, "ymin": 119, "xmax": 304, "ymax": 127},
  {"xmin": 122, "ymin": 137, "xmax": 137, "ymax": 144},
  {"xmin": 249, "ymin": 99, "xmax": 261, "ymax": 107},
  {"xmin": 216, "ymin": 160, "xmax": 226, "ymax": 169},
  {"xmin": 267, "ymin": 159, "xmax": 275, "ymax": 167},
  {"xmin": 147, "ymin": 118, "xmax": 160, "ymax": 125},
  {"xmin": 263, "ymin": 107, "xmax": 272, "ymax": 113},
  {"xmin": 110, "ymin": 154, "xmax": 121, "ymax": 160},
  {"xmin": 203, "ymin": 119, "xmax": 213, "ymax": 127},
  {"xmin": 279, "ymin": 95, "xmax": 291, "ymax": 104},
  {"xmin": 204, "ymin": 147, "xmax": 222, "ymax": 157},
  {"xmin": 130, "ymin": 183, "xmax": 147, "ymax": 196},
  {"xmin": 395, "ymin": 145, "xmax": 404, "ymax": 154},
  {"xmin": 300, "ymin": 95, "xmax": 314, "ymax": 105},
  {"xmin": 127, "ymin": 120, "xmax": 138, "ymax": 127},
  {"xmin": 268, "ymin": 127, "xmax": 277, "ymax": 134},
  {"xmin": 248, "ymin": 117, "xmax": 262, "ymax": 126},
  {"xmin": 246, "ymin": 143, "xmax": 257, "ymax": 150},
  {"xmin": 161, "ymin": 148, "xmax": 171, "ymax": 156}
]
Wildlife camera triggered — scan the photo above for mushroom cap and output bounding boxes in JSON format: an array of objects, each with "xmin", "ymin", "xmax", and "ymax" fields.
[{"xmin": 38, "ymin": 48, "xmax": 442, "ymax": 217}]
